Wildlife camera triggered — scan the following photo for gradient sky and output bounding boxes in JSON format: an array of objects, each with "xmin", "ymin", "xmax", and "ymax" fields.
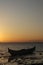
[{"xmin": 0, "ymin": 0, "xmax": 43, "ymax": 42}]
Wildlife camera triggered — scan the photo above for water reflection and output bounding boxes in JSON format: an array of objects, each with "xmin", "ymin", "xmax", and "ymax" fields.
[
  {"xmin": 0, "ymin": 52, "xmax": 43, "ymax": 65},
  {"xmin": 8, "ymin": 56, "xmax": 15, "ymax": 62},
  {"xmin": 8, "ymin": 54, "xmax": 43, "ymax": 65}
]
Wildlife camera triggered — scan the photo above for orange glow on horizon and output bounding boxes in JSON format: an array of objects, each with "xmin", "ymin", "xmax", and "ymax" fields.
[
  {"xmin": 0, "ymin": 36, "xmax": 43, "ymax": 42},
  {"xmin": 0, "ymin": 33, "xmax": 43, "ymax": 42}
]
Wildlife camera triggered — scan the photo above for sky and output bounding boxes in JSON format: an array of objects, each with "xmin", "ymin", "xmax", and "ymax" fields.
[{"xmin": 0, "ymin": 0, "xmax": 43, "ymax": 42}]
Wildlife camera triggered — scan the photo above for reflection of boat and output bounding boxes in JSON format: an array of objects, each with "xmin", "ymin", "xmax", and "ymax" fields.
[{"xmin": 8, "ymin": 46, "xmax": 36, "ymax": 56}]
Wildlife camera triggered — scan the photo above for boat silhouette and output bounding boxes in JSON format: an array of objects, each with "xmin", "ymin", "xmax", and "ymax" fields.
[{"xmin": 8, "ymin": 46, "xmax": 36, "ymax": 56}]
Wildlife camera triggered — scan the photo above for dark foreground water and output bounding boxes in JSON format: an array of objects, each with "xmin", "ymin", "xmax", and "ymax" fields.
[{"xmin": 0, "ymin": 42, "xmax": 43, "ymax": 65}]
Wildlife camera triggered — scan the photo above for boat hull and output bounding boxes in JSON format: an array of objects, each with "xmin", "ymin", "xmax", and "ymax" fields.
[{"xmin": 8, "ymin": 46, "xmax": 36, "ymax": 56}]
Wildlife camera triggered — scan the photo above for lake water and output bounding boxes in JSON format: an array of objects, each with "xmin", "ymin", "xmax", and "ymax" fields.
[{"xmin": 0, "ymin": 42, "xmax": 43, "ymax": 65}]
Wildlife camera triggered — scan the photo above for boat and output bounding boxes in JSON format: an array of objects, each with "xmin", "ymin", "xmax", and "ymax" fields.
[{"xmin": 8, "ymin": 46, "xmax": 36, "ymax": 56}]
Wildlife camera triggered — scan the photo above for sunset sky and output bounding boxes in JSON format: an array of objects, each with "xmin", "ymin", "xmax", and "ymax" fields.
[{"xmin": 0, "ymin": 0, "xmax": 43, "ymax": 42}]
